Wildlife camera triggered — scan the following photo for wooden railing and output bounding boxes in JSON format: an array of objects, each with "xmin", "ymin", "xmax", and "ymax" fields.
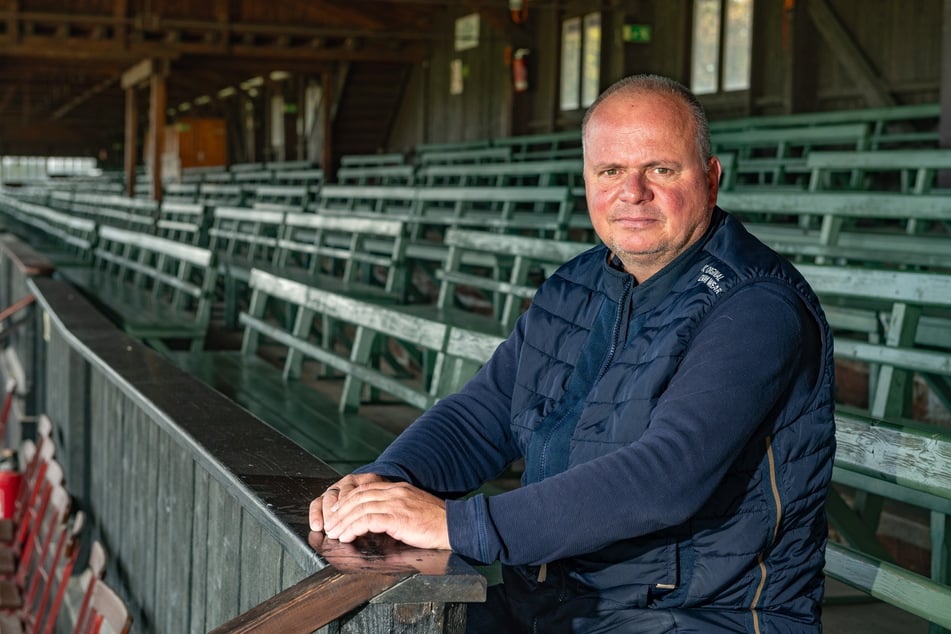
[{"xmin": 0, "ymin": 233, "xmax": 484, "ymax": 632}]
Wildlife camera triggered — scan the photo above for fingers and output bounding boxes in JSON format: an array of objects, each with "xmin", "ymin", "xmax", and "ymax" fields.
[
  {"xmin": 309, "ymin": 473, "xmax": 387, "ymax": 532},
  {"xmin": 322, "ymin": 482, "xmax": 450, "ymax": 550}
]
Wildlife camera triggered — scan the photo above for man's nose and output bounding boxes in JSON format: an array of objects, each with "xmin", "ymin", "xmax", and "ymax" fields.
[{"xmin": 619, "ymin": 171, "xmax": 652, "ymax": 202}]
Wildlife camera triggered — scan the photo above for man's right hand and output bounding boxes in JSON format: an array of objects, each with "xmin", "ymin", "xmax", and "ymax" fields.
[{"xmin": 309, "ymin": 473, "xmax": 389, "ymax": 533}]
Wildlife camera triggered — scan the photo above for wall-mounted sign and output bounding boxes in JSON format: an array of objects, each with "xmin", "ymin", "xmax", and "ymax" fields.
[
  {"xmin": 455, "ymin": 13, "xmax": 480, "ymax": 51},
  {"xmin": 450, "ymin": 59, "xmax": 465, "ymax": 95},
  {"xmin": 623, "ymin": 24, "xmax": 652, "ymax": 43}
]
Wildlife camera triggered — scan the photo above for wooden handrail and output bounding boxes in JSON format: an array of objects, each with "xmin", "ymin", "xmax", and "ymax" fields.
[{"xmin": 208, "ymin": 567, "xmax": 410, "ymax": 634}]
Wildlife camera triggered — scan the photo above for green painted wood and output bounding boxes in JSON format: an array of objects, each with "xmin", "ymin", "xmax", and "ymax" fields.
[{"xmin": 825, "ymin": 542, "xmax": 951, "ymax": 629}]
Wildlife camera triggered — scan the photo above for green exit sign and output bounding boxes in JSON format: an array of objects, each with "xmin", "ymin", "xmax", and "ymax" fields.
[{"xmin": 623, "ymin": 24, "xmax": 652, "ymax": 43}]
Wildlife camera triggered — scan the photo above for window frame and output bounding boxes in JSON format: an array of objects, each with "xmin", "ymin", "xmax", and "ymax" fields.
[
  {"xmin": 690, "ymin": 0, "xmax": 753, "ymax": 96},
  {"xmin": 559, "ymin": 10, "xmax": 602, "ymax": 113}
]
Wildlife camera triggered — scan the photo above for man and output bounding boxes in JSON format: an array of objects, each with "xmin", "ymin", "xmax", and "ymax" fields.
[{"xmin": 310, "ymin": 74, "xmax": 835, "ymax": 633}]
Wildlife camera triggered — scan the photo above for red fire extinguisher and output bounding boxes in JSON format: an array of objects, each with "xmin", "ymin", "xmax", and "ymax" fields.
[{"xmin": 513, "ymin": 48, "xmax": 530, "ymax": 93}]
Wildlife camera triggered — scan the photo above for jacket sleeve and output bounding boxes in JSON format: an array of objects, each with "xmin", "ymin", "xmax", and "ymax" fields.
[
  {"xmin": 446, "ymin": 283, "xmax": 820, "ymax": 565},
  {"xmin": 352, "ymin": 316, "xmax": 525, "ymax": 497}
]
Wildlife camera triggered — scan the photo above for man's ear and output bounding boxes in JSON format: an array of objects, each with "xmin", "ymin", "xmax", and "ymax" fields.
[{"xmin": 707, "ymin": 156, "xmax": 723, "ymax": 204}]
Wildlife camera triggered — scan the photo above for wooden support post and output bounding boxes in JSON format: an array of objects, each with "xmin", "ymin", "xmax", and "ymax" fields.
[
  {"xmin": 321, "ymin": 70, "xmax": 335, "ymax": 182},
  {"xmin": 124, "ymin": 88, "xmax": 137, "ymax": 198},
  {"xmin": 149, "ymin": 68, "xmax": 167, "ymax": 201}
]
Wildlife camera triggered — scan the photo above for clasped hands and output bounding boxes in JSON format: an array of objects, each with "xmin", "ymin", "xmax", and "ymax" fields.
[{"xmin": 309, "ymin": 473, "xmax": 451, "ymax": 550}]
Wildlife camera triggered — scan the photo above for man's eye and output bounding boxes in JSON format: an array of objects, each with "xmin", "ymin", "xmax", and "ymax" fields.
[
  {"xmin": 602, "ymin": 168, "xmax": 619, "ymax": 177},
  {"xmin": 653, "ymin": 167, "xmax": 671, "ymax": 175}
]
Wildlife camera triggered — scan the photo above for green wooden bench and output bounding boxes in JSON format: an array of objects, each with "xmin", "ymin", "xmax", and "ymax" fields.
[
  {"xmin": 416, "ymin": 158, "xmax": 583, "ymax": 191},
  {"xmin": 825, "ymin": 410, "xmax": 951, "ymax": 632},
  {"xmin": 335, "ymin": 163, "xmax": 416, "ymax": 186},
  {"xmin": 201, "ymin": 170, "xmax": 234, "ymax": 184},
  {"xmin": 274, "ymin": 212, "xmax": 410, "ymax": 302},
  {"xmin": 783, "ymin": 262, "xmax": 951, "ymax": 629},
  {"xmin": 709, "ymin": 102, "xmax": 940, "ymax": 149},
  {"xmin": 416, "ymin": 146, "xmax": 512, "ymax": 167},
  {"xmin": 718, "ymin": 191, "xmax": 951, "ymax": 268},
  {"xmin": 163, "ymin": 182, "xmax": 199, "ymax": 202},
  {"xmin": 180, "ymin": 165, "xmax": 228, "ymax": 184},
  {"xmin": 313, "ymin": 184, "xmax": 416, "ymax": 215},
  {"xmin": 413, "ymin": 140, "xmax": 491, "ymax": 156},
  {"xmin": 412, "ymin": 185, "xmax": 577, "ymax": 240},
  {"xmin": 806, "ymin": 149, "xmax": 951, "ymax": 194},
  {"xmin": 338, "ymin": 153, "xmax": 406, "ymax": 168},
  {"xmin": 425, "ymin": 228, "xmax": 590, "ymax": 336},
  {"xmin": 271, "ymin": 168, "xmax": 324, "ymax": 189},
  {"xmin": 797, "ymin": 264, "xmax": 951, "ymax": 419},
  {"xmin": 206, "ymin": 206, "xmax": 286, "ymax": 328},
  {"xmin": 47, "ymin": 190, "xmax": 73, "ymax": 212},
  {"xmin": 492, "ymin": 130, "xmax": 582, "ymax": 161},
  {"xmin": 232, "ymin": 169, "xmax": 275, "ymax": 187},
  {"xmin": 169, "ymin": 268, "xmax": 503, "ymax": 473},
  {"xmin": 247, "ymin": 184, "xmax": 311, "ymax": 210},
  {"xmin": 265, "ymin": 159, "xmax": 315, "ymax": 172},
  {"xmin": 712, "ymin": 122, "xmax": 871, "ymax": 187},
  {"xmin": 197, "ymin": 183, "xmax": 245, "ymax": 207},
  {"xmin": 0, "ymin": 194, "xmax": 97, "ymax": 266},
  {"xmin": 156, "ymin": 201, "xmax": 208, "ymax": 246},
  {"xmin": 56, "ymin": 225, "xmax": 217, "ymax": 352},
  {"xmin": 69, "ymin": 193, "xmax": 157, "ymax": 233}
]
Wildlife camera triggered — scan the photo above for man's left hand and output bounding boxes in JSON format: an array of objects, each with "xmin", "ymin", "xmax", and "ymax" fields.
[{"xmin": 321, "ymin": 480, "xmax": 451, "ymax": 550}]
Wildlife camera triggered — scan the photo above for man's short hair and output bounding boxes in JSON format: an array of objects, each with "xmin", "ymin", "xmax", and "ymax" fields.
[{"xmin": 582, "ymin": 74, "xmax": 712, "ymax": 169}]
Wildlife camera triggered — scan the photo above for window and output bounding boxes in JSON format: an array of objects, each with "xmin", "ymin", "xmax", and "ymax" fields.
[
  {"xmin": 691, "ymin": 0, "xmax": 752, "ymax": 95},
  {"xmin": 560, "ymin": 12, "xmax": 601, "ymax": 111}
]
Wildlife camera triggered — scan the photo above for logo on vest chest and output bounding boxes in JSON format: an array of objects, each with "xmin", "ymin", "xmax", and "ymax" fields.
[{"xmin": 697, "ymin": 264, "xmax": 724, "ymax": 294}]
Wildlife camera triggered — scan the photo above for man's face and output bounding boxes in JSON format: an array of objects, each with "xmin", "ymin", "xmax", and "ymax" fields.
[{"xmin": 583, "ymin": 91, "xmax": 721, "ymax": 282}]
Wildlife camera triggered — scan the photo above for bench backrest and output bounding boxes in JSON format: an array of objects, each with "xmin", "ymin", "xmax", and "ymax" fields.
[
  {"xmin": 207, "ymin": 206, "xmax": 285, "ymax": 269},
  {"xmin": 72, "ymin": 193, "xmax": 157, "ymax": 232},
  {"xmin": 712, "ymin": 122, "xmax": 871, "ymax": 156},
  {"xmin": 806, "ymin": 149, "xmax": 951, "ymax": 193},
  {"xmin": 314, "ymin": 184, "xmax": 416, "ymax": 214},
  {"xmin": 276, "ymin": 212, "xmax": 409, "ymax": 298},
  {"xmin": 416, "ymin": 146, "xmax": 512, "ymax": 166},
  {"xmin": 156, "ymin": 201, "xmax": 208, "ymax": 246},
  {"xmin": 336, "ymin": 164, "xmax": 416, "ymax": 186},
  {"xmin": 796, "ymin": 263, "xmax": 951, "ymax": 419},
  {"xmin": 416, "ymin": 159, "xmax": 583, "ymax": 189},
  {"xmin": 248, "ymin": 185, "xmax": 311, "ymax": 210},
  {"xmin": 198, "ymin": 183, "xmax": 245, "ymax": 206},
  {"xmin": 272, "ymin": 168, "xmax": 324, "ymax": 187},
  {"xmin": 437, "ymin": 228, "xmax": 591, "ymax": 334},
  {"xmin": 94, "ymin": 225, "xmax": 217, "ymax": 326},
  {"xmin": 413, "ymin": 185, "xmax": 576, "ymax": 240},
  {"xmin": 339, "ymin": 153, "xmax": 406, "ymax": 168},
  {"xmin": 241, "ymin": 269, "xmax": 496, "ymax": 414},
  {"xmin": 0, "ymin": 196, "xmax": 96, "ymax": 254},
  {"xmin": 718, "ymin": 191, "xmax": 951, "ymax": 268},
  {"xmin": 163, "ymin": 182, "xmax": 199, "ymax": 202},
  {"xmin": 492, "ymin": 130, "xmax": 582, "ymax": 161}
]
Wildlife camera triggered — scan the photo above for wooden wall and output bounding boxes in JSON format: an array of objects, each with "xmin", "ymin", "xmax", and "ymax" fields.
[{"xmin": 385, "ymin": 0, "xmax": 944, "ymax": 149}]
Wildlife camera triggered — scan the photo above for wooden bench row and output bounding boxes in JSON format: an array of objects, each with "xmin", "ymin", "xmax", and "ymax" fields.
[
  {"xmin": 5, "ymin": 199, "xmax": 951, "ymax": 628},
  {"xmin": 717, "ymin": 190, "xmax": 951, "ymax": 269},
  {"xmin": 170, "ymin": 257, "xmax": 951, "ymax": 630},
  {"xmin": 170, "ymin": 267, "xmax": 507, "ymax": 474},
  {"xmin": 708, "ymin": 101, "xmax": 940, "ymax": 149}
]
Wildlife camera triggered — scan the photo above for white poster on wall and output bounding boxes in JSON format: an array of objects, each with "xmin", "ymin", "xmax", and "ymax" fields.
[{"xmin": 455, "ymin": 13, "xmax": 479, "ymax": 51}]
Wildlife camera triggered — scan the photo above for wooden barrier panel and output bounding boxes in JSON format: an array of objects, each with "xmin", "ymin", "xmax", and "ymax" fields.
[{"xmin": 26, "ymin": 274, "xmax": 485, "ymax": 632}]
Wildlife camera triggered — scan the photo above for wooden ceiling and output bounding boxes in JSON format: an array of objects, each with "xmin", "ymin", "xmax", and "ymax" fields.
[{"xmin": 0, "ymin": 0, "xmax": 505, "ymax": 156}]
